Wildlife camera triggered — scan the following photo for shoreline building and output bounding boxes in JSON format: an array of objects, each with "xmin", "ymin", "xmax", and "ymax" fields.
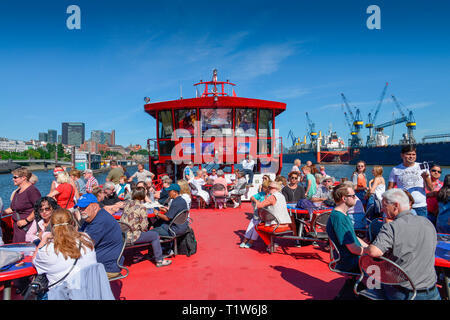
[{"xmin": 62, "ymin": 122, "xmax": 85, "ymax": 147}]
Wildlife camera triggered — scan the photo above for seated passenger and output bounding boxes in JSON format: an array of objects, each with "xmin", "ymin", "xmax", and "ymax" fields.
[
  {"xmin": 436, "ymin": 174, "xmax": 450, "ymax": 234},
  {"xmin": 326, "ymin": 183, "xmax": 368, "ymax": 299},
  {"xmin": 239, "ymin": 180, "xmax": 270, "ymax": 249},
  {"xmin": 101, "ymin": 182, "xmax": 121, "ymax": 206},
  {"xmin": 33, "ymin": 208, "xmax": 98, "ymax": 299},
  {"xmin": 254, "ymin": 181, "xmax": 292, "ymax": 250},
  {"xmin": 212, "ymin": 170, "xmax": 229, "ymax": 209},
  {"xmin": 155, "ymin": 177, "xmax": 172, "ymax": 206},
  {"xmin": 310, "ymin": 175, "xmax": 334, "ymax": 205},
  {"xmin": 120, "ymin": 187, "xmax": 172, "ymax": 267},
  {"xmin": 115, "ymin": 175, "xmax": 131, "ymax": 201},
  {"xmin": 77, "ymin": 193, "xmax": 124, "ymax": 279},
  {"xmin": 229, "ymin": 171, "xmax": 248, "ymax": 208},
  {"xmin": 341, "ymin": 181, "xmax": 367, "ymax": 230},
  {"xmin": 281, "ymin": 171, "xmax": 306, "ymax": 204},
  {"xmin": 177, "ymin": 180, "xmax": 192, "ymax": 210},
  {"xmin": 152, "ymin": 184, "xmax": 189, "ymax": 255},
  {"xmin": 190, "ymin": 169, "xmax": 210, "ymax": 206}
]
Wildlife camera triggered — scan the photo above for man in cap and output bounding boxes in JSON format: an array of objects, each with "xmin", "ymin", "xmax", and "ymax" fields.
[
  {"xmin": 77, "ymin": 193, "xmax": 124, "ymax": 279},
  {"xmin": 83, "ymin": 169, "xmax": 99, "ymax": 194},
  {"xmin": 152, "ymin": 183, "xmax": 189, "ymax": 254}
]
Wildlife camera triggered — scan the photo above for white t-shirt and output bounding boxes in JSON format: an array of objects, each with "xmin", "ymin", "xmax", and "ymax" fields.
[
  {"xmin": 388, "ymin": 162, "xmax": 428, "ymax": 208},
  {"xmin": 242, "ymin": 159, "xmax": 255, "ymax": 171},
  {"xmin": 33, "ymin": 238, "xmax": 97, "ymax": 286},
  {"xmin": 130, "ymin": 169, "xmax": 154, "ymax": 182}
]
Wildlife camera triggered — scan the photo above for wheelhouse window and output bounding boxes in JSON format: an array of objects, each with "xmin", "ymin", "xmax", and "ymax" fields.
[
  {"xmin": 235, "ymin": 108, "xmax": 256, "ymax": 136},
  {"xmin": 158, "ymin": 110, "xmax": 173, "ymax": 139},
  {"xmin": 200, "ymin": 108, "xmax": 233, "ymax": 136},
  {"xmin": 175, "ymin": 109, "xmax": 197, "ymax": 136},
  {"xmin": 258, "ymin": 109, "xmax": 273, "ymax": 138},
  {"xmin": 158, "ymin": 140, "xmax": 175, "ymax": 156}
]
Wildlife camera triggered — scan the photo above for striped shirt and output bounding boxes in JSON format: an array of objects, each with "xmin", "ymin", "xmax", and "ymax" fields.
[{"xmin": 85, "ymin": 176, "xmax": 99, "ymax": 193}]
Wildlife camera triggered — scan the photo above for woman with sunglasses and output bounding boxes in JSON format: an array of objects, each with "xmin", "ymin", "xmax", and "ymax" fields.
[
  {"xmin": 351, "ymin": 161, "xmax": 368, "ymax": 206},
  {"xmin": 3, "ymin": 167, "xmax": 41, "ymax": 243},
  {"xmin": 26, "ymin": 197, "xmax": 59, "ymax": 244},
  {"xmin": 426, "ymin": 164, "xmax": 443, "ymax": 225}
]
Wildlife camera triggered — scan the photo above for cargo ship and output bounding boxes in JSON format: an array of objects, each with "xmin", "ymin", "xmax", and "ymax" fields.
[{"xmin": 283, "ymin": 129, "xmax": 350, "ymax": 164}]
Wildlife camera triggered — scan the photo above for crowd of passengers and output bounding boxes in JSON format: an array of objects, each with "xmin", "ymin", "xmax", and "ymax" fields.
[{"xmin": 0, "ymin": 145, "xmax": 449, "ymax": 300}]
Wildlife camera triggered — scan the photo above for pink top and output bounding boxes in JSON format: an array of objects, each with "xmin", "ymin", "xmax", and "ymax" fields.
[{"xmin": 213, "ymin": 177, "xmax": 228, "ymax": 196}]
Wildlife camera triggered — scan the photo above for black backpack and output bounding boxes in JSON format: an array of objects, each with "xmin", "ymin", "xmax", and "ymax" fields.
[{"xmin": 177, "ymin": 227, "xmax": 197, "ymax": 257}]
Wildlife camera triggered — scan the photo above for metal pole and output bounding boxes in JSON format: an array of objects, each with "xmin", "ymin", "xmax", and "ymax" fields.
[{"xmin": 71, "ymin": 146, "xmax": 75, "ymax": 168}]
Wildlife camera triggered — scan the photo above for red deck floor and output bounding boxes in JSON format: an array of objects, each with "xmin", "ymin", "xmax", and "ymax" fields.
[{"xmin": 115, "ymin": 202, "xmax": 344, "ymax": 300}]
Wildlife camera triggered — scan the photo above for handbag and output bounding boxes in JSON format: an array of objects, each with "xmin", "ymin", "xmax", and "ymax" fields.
[{"xmin": 23, "ymin": 242, "xmax": 82, "ymax": 300}]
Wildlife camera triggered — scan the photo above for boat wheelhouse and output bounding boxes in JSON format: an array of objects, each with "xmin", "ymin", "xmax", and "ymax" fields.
[{"xmin": 144, "ymin": 70, "xmax": 286, "ymax": 181}]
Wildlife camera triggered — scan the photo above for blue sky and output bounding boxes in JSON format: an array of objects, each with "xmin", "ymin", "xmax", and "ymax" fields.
[{"xmin": 0, "ymin": 0, "xmax": 449, "ymax": 148}]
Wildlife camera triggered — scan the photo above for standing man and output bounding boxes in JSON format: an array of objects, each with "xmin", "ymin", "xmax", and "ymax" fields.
[
  {"xmin": 388, "ymin": 145, "xmax": 433, "ymax": 217},
  {"xmin": 83, "ymin": 169, "xmax": 99, "ymax": 194},
  {"xmin": 183, "ymin": 161, "xmax": 195, "ymax": 181},
  {"xmin": 241, "ymin": 154, "xmax": 255, "ymax": 186},
  {"xmin": 77, "ymin": 193, "xmax": 124, "ymax": 279},
  {"xmin": 106, "ymin": 160, "xmax": 124, "ymax": 185},
  {"xmin": 364, "ymin": 189, "xmax": 440, "ymax": 300},
  {"xmin": 128, "ymin": 163, "xmax": 155, "ymax": 183}
]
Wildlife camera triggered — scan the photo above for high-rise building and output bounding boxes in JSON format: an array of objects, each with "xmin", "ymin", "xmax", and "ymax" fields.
[
  {"xmin": 57, "ymin": 135, "xmax": 62, "ymax": 144},
  {"xmin": 62, "ymin": 122, "xmax": 85, "ymax": 146},
  {"xmin": 47, "ymin": 129, "xmax": 57, "ymax": 143},
  {"xmin": 110, "ymin": 130, "xmax": 115, "ymax": 145},
  {"xmin": 91, "ymin": 130, "xmax": 104, "ymax": 144},
  {"xmin": 104, "ymin": 132, "xmax": 111, "ymax": 146},
  {"xmin": 39, "ymin": 132, "xmax": 48, "ymax": 142}
]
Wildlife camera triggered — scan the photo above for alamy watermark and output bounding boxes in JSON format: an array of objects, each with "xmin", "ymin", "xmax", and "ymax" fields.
[{"xmin": 66, "ymin": 5, "xmax": 81, "ymax": 30}]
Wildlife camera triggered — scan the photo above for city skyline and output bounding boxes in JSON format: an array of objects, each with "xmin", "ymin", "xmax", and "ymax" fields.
[{"xmin": 0, "ymin": 1, "xmax": 449, "ymax": 147}]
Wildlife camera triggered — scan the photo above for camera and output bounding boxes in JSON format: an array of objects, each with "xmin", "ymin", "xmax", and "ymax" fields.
[{"xmin": 419, "ymin": 161, "xmax": 435, "ymax": 170}]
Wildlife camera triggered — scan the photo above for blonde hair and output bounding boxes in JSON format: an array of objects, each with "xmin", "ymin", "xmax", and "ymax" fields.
[
  {"xmin": 56, "ymin": 171, "xmax": 71, "ymax": 184},
  {"xmin": 372, "ymin": 165, "xmax": 383, "ymax": 177},
  {"xmin": 50, "ymin": 208, "xmax": 94, "ymax": 260},
  {"xmin": 29, "ymin": 174, "xmax": 39, "ymax": 184},
  {"xmin": 177, "ymin": 180, "xmax": 191, "ymax": 196}
]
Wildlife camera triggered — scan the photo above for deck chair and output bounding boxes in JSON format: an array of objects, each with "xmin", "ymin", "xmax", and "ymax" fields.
[
  {"xmin": 256, "ymin": 208, "xmax": 294, "ymax": 253},
  {"xmin": 354, "ymin": 255, "xmax": 417, "ymax": 300},
  {"xmin": 108, "ymin": 221, "xmax": 130, "ymax": 282},
  {"xmin": 188, "ymin": 182, "xmax": 206, "ymax": 208},
  {"xmin": 159, "ymin": 209, "xmax": 190, "ymax": 256},
  {"xmin": 328, "ymin": 238, "xmax": 361, "ymax": 300},
  {"xmin": 297, "ymin": 211, "xmax": 331, "ymax": 242},
  {"xmin": 228, "ymin": 182, "xmax": 247, "ymax": 208},
  {"xmin": 210, "ymin": 183, "xmax": 229, "ymax": 209}
]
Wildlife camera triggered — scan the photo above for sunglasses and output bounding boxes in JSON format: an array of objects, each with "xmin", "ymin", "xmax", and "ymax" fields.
[
  {"xmin": 431, "ymin": 170, "xmax": 442, "ymax": 173},
  {"xmin": 40, "ymin": 207, "xmax": 52, "ymax": 213},
  {"xmin": 12, "ymin": 176, "xmax": 22, "ymax": 179},
  {"xmin": 346, "ymin": 194, "xmax": 357, "ymax": 198}
]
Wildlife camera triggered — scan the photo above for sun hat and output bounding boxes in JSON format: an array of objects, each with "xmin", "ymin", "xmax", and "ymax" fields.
[{"xmin": 320, "ymin": 175, "xmax": 335, "ymax": 184}]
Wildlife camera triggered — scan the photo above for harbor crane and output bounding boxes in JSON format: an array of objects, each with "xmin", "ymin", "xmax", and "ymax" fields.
[
  {"xmin": 341, "ymin": 93, "xmax": 364, "ymax": 147},
  {"xmin": 366, "ymin": 82, "xmax": 388, "ymax": 146},
  {"xmin": 305, "ymin": 112, "xmax": 318, "ymax": 148},
  {"xmin": 287, "ymin": 129, "xmax": 297, "ymax": 147},
  {"xmin": 390, "ymin": 94, "xmax": 416, "ymax": 144}
]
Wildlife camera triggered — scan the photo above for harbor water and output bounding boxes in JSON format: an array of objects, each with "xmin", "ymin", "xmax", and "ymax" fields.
[{"xmin": 1, "ymin": 164, "xmax": 449, "ymax": 210}]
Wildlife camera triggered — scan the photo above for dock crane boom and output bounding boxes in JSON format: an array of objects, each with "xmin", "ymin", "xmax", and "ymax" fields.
[
  {"xmin": 341, "ymin": 93, "xmax": 364, "ymax": 147},
  {"xmin": 390, "ymin": 94, "xmax": 416, "ymax": 144},
  {"xmin": 366, "ymin": 82, "xmax": 388, "ymax": 146},
  {"xmin": 305, "ymin": 112, "xmax": 318, "ymax": 148}
]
